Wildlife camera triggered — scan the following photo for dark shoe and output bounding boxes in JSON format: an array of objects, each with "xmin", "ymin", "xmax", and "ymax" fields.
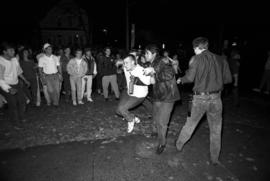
[
  {"xmin": 156, "ymin": 144, "xmax": 166, "ymax": 155},
  {"xmin": 105, "ymin": 98, "xmax": 109, "ymax": 102},
  {"xmin": 115, "ymin": 97, "xmax": 120, "ymax": 101}
]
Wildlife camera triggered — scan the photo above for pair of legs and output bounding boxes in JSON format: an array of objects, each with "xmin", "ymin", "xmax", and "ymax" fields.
[
  {"xmin": 62, "ymin": 72, "xmax": 71, "ymax": 100},
  {"xmin": 81, "ymin": 75, "xmax": 94, "ymax": 101},
  {"xmin": 22, "ymin": 77, "xmax": 38, "ymax": 106},
  {"xmin": 45, "ymin": 74, "xmax": 61, "ymax": 106},
  {"xmin": 116, "ymin": 90, "xmax": 145, "ymax": 122},
  {"xmin": 0, "ymin": 83, "xmax": 26, "ymax": 121},
  {"xmin": 70, "ymin": 76, "xmax": 83, "ymax": 105},
  {"xmin": 102, "ymin": 75, "xmax": 120, "ymax": 99},
  {"xmin": 176, "ymin": 93, "xmax": 223, "ymax": 163}
]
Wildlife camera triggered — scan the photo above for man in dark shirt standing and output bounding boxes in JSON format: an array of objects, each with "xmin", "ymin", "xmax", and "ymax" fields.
[{"xmin": 176, "ymin": 37, "xmax": 232, "ymax": 165}]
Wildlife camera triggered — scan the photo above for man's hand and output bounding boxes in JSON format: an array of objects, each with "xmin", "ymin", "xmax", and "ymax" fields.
[
  {"xmin": 143, "ymin": 67, "xmax": 155, "ymax": 76},
  {"xmin": 9, "ymin": 87, "xmax": 18, "ymax": 95},
  {"xmin": 176, "ymin": 78, "xmax": 182, "ymax": 84}
]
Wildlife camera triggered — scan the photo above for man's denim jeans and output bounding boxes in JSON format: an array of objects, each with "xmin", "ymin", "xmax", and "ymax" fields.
[
  {"xmin": 116, "ymin": 91, "xmax": 145, "ymax": 122},
  {"xmin": 176, "ymin": 93, "xmax": 222, "ymax": 162},
  {"xmin": 45, "ymin": 74, "xmax": 61, "ymax": 105},
  {"xmin": 153, "ymin": 101, "xmax": 175, "ymax": 146}
]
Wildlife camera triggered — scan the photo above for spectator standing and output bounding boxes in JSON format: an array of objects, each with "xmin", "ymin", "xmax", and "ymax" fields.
[
  {"xmin": 67, "ymin": 48, "xmax": 88, "ymax": 106},
  {"xmin": 0, "ymin": 42, "xmax": 30, "ymax": 122},
  {"xmin": 82, "ymin": 48, "xmax": 97, "ymax": 102},
  {"xmin": 20, "ymin": 48, "xmax": 39, "ymax": 106},
  {"xmin": 38, "ymin": 43, "xmax": 62, "ymax": 106},
  {"xmin": 98, "ymin": 47, "xmax": 120, "ymax": 101},
  {"xmin": 60, "ymin": 47, "xmax": 73, "ymax": 101}
]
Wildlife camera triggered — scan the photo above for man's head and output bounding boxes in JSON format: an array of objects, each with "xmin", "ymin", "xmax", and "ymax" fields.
[
  {"xmin": 75, "ymin": 48, "xmax": 83, "ymax": 59},
  {"xmin": 104, "ymin": 47, "xmax": 111, "ymax": 57},
  {"xmin": 1, "ymin": 42, "xmax": 15, "ymax": 60},
  {"xmin": 43, "ymin": 43, "xmax": 52, "ymax": 56},
  {"xmin": 123, "ymin": 54, "xmax": 137, "ymax": 71},
  {"xmin": 64, "ymin": 47, "xmax": 71, "ymax": 55},
  {"xmin": 145, "ymin": 44, "xmax": 159, "ymax": 63},
  {"xmin": 84, "ymin": 48, "xmax": 92, "ymax": 57},
  {"xmin": 192, "ymin": 37, "xmax": 209, "ymax": 55}
]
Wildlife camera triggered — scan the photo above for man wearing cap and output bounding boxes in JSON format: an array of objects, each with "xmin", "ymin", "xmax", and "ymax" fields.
[
  {"xmin": 175, "ymin": 37, "xmax": 232, "ymax": 165},
  {"xmin": 38, "ymin": 43, "xmax": 62, "ymax": 106}
]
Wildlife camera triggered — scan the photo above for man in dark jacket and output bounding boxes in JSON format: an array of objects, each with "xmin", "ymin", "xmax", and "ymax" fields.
[
  {"xmin": 176, "ymin": 37, "xmax": 232, "ymax": 165},
  {"xmin": 98, "ymin": 47, "xmax": 120, "ymax": 101},
  {"xmin": 144, "ymin": 44, "xmax": 180, "ymax": 154}
]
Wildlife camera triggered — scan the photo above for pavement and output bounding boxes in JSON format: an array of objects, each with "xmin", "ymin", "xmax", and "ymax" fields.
[{"xmin": 0, "ymin": 92, "xmax": 270, "ymax": 181}]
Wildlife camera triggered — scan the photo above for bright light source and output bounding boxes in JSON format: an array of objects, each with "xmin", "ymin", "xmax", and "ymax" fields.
[
  {"xmin": 162, "ymin": 43, "xmax": 165, "ymax": 49},
  {"xmin": 232, "ymin": 42, "xmax": 237, "ymax": 46}
]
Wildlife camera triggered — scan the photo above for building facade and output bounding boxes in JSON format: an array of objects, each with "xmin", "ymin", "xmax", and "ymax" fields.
[{"xmin": 40, "ymin": 0, "xmax": 90, "ymax": 48}]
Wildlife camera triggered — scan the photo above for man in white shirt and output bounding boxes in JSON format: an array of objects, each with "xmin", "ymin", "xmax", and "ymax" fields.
[
  {"xmin": 116, "ymin": 54, "xmax": 154, "ymax": 133},
  {"xmin": 38, "ymin": 43, "xmax": 62, "ymax": 106},
  {"xmin": 0, "ymin": 42, "xmax": 30, "ymax": 121}
]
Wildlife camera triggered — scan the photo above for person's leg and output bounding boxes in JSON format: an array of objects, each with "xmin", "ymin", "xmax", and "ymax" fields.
[
  {"xmin": 63, "ymin": 72, "xmax": 71, "ymax": 100},
  {"xmin": 29, "ymin": 78, "xmax": 38, "ymax": 105},
  {"xmin": 0, "ymin": 88, "xmax": 19, "ymax": 121},
  {"xmin": 70, "ymin": 76, "xmax": 76, "ymax": 104},
  {"xmin": 110, "ymin": 75, "xmax": 120, "ymax": 99},
  {"xmin": 102, "ymin": 76, "xmax": 109, "ymax": 99},
  {"xmin": 43, "ymin": 85, "xmax": 50, "ymax": 105},
  {"xmin": 206, "ymin": 95, "xmax": 223, "ymax": 163},
  {"xmin": 87, "ymin": 75, "xmax": 93, "ymax": 100},
  {"xmin": 176, "ymin": 96, "xmax": 206, "ymax": 151},
  {"xmin": 154, "ymin": 102, "xmax": 174, "ymax": 146},
  {"xmin": 81, "ymin": 76, "xmax": 87, "ymax": 100},
  {"xmin": 45, "ymin": 75, "xmax": 55, "ymax": 105},
  {"xmin": 15, "ymin": 84, "xmax": 26, "ymax": 120},
  {"xmin": 116, "ymin": 91, "xmax": 144, "ymax": 122},
  {"xmin": 36, "ymin": 76, "xmax": 41, "ymax": 106},
  {"xmin": 76, "ymin": 77, "xmax": 83, "ymax": 103},
  {"xmin": 50, "ymin": 74, "xmax": 60, "ymax": 106}
]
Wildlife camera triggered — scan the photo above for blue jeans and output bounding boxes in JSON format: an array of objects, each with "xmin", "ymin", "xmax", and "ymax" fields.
[
  {"xmin": 45, "ymin": 74, "xmax": 61, "ymax": 105},
  {"xmin": 116, "ymin": 90, "xmax": 145, "ymax": 122},
  {"xmin": 176, "ymin": 93, "xmax": 222, "ymax": 162},
  {"xmin": 153, "ymin": 101, "xmax": 175, "ymax": 145}
]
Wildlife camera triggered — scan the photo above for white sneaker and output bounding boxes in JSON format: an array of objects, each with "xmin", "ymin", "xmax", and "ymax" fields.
[
  {"xmin": 73, "ymin": 101, "xmax": 77, "ymax": 106},
  {"xmin": 78, "ymin": 101, "xmax": 84, "ymax": 105},
  {"xmin": 127, "ymin": 120, "xmax": 135, "ymax": 133},
  {"xmin": 87, "ymin": 98, "xmax": 93, "ymax": 102},
  {"xmin": 134, "ymin": 117, "xmax": 140, "ymax": 123}
]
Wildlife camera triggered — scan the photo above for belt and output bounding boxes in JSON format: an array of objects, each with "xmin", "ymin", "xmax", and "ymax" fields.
[{"xmin": 193, "ymin": 90, "xmax": 220, "ymax": 95}]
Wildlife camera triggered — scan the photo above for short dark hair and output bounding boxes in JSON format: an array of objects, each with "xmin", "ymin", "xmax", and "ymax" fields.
[
  {"xmin": 84, "ymin": 47, "xmax": 91, "ymax": 53},
  {"xmin": 0, "ymin": 42, "xmax": 14, "ymax": 53},
  {"xmin": 124, "ymin": 54, "xmax": 137, "ymax": 64},
  {"xmin": 75, "ymin": 48, "xmax": 83, "ymax": 53},
  {"xmin": 192, "ymin": 37, "xmax": 209, "ymax": 50},
  {"xmin": 145, "ymin": 44, "xmax": 159, "ymax": 54}
]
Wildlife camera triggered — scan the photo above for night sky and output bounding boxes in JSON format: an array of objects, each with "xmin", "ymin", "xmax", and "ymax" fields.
[{"xmin": 1, "ymin": 0, "xmax": 269, "ymax": 47}]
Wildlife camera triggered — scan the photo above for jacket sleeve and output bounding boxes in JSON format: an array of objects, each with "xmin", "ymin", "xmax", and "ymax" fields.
[
  {"xmin": 181, "ymin": 56, "xmax": 197, "ymax": 83},
  {"xmin": 154, "ymin": 59, "xmax": 175, "ymax": 82},
  {"xmin": 66, "ymin": 59, "xmax": 73, "ymax": 75},
  {"xmin": 83, "ymin": 61, "xmax": 88, "ymax": 76}
]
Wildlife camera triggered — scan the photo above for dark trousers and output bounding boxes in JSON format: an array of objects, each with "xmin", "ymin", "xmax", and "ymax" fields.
[
  {"xmin": 22, "ymin": 77, "xmax": 38, "ymax": 105},
  {"xmin": 116, "ymin": 90, "xmax": 145, "ymax": 122},
  {"xmin": 62, "ymin": 72, "xmax": 71, "ymax": 100},
  {"xmin": 0, "ymin": 83, "xmax": 26, "ymax": 121},
  {"xmin": 176, "ymin": 93, "xmax": 222, "ymax": 162},
  {"xmin": 153, "ymin": 101, "xmax": 175, "ymax": 145}
]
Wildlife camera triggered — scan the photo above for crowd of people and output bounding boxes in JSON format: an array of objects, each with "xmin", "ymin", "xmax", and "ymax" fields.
[{"xmin": 2, "ymin": 36, "xmax": 266, "ymax": 165}]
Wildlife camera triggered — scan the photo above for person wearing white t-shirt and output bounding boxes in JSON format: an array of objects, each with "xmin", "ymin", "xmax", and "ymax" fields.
[
  {"xmin": 38, "ymin": 43, "xmax": 62, "ymax": 106},
  {"xmin": 116, "ymin": 54, "xmax": 154, "ymax": 133},
  {"xmin": 0, "ymin": 42, "xmax": 30, "ymax": 121}
]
